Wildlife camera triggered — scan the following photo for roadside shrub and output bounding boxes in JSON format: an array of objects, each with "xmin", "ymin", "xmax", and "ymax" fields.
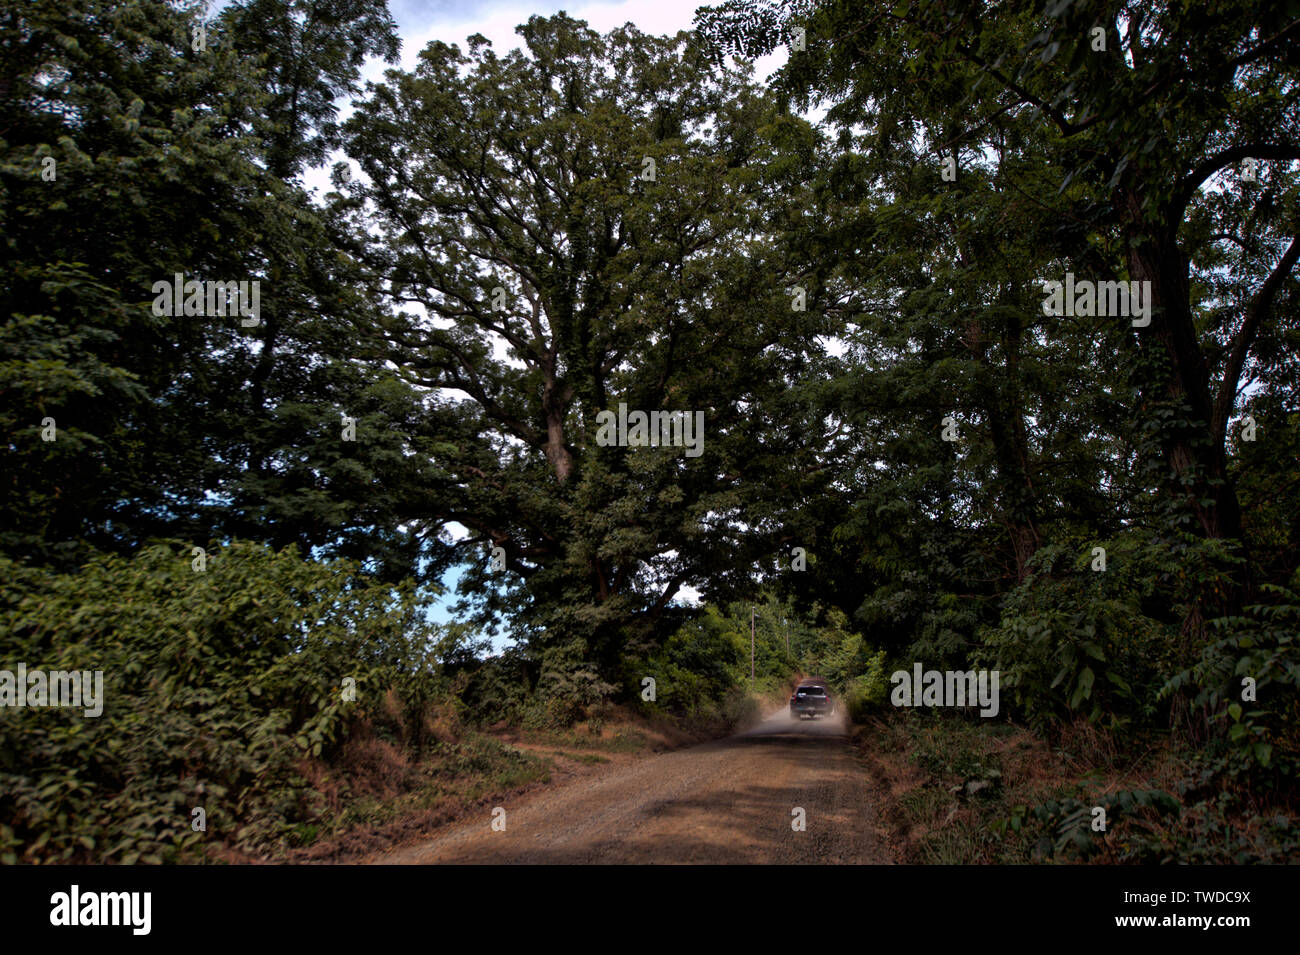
[
  {"xmin": 628, "ymin": 607, "xmax": 748, "ymax": 721},
  {"xmin": 1163, "ymin": 573, "xmax": 1300, "ymax": 780},
  {"xmin": 0, "ymin": 541, "xmax": 439, "ymax": 863},
  {"xmin": 996, "ymin": 789, "xmax": 1181, "ymax": 862},
  {"xmin": 977, "ymin": 533, "xmax": 1187, "ymax": 732},
  {"xmin": 842, "ymin": 650, "xmax": 891, "ymax": 722},
  {"xmin": 528, "ymin": 639, "xmax": 617, "ymax": 728}
]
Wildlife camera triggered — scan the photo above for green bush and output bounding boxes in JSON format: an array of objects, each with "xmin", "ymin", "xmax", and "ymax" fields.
[
  {"xmin": 977, "ymin": 533, "xmax": 1189, "ymax": 731},
  {"xmin": 0, "ymin": 541, "xmax": 439, "ymax": 863},
  {"xmin": 628, "ymin": 606, "xmax": 749, "ymax": 721},
  {"xmin": 995, "ymin": 789, "xmax": 1181, "ymax": 862},
  {"xmin": 842, "ymin": 651, "xmax": 891, "ymax": 722}
]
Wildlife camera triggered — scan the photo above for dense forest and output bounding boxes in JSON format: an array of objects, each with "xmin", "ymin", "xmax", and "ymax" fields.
[{"xmin": 2, "ymin": 0, "xmax": 1297, "ymax": 864}]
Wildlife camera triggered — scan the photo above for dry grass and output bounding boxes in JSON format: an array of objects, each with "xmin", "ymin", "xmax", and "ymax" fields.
[{"xmin": 853, "ymin": 711, "xmax": 1192, "ymax": 864}]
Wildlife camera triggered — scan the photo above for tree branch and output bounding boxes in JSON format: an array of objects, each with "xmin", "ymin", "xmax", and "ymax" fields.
[
  {"xmin": 1173, "ymin": 144, "xmax": 1300, "ymax": 219},
  {"xmin": 1212, "ymin": 235, "xmax": 1300, "ymax": 446}
]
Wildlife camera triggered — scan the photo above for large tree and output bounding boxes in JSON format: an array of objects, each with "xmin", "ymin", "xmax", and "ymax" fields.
[
  {"xmin": 697, "ymin": 0, "xmax": 1300, "ymax": 642},
  {"xmin": 1, "ymin": 0, "xmax": 430, "ymax": 580},
  {"xmin": 340, "ymin": 14, "xmax": 831, "ymax": 682}
]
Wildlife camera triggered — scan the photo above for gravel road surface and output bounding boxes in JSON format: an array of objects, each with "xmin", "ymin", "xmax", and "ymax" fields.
[{"xmin": 367, "ymin": 708, "xmax": 887, "ymax": 864}]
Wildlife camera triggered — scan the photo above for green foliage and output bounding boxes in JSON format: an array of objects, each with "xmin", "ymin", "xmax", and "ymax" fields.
[
  {"xmin": 978, "ymin": 535, "xmax": 1193, "ymax": 731},
  {"xmin": 798, "ymin": 609, "xmax": 890, "ymax": 720},
  {"xmin": 697, "ymin": 8, "xmax": 1300, "ymax": 840},
  {"xmin": 912, "ymin": 722, "xmax": 1005, "ymax": 786},
  {"xmin": 456, "ymin": 647, "xmax": 532, "ymax": 726},
  {"xmin": 532, "ymin": 639, "xmax": 619, "ymax": 720},
  {"xmin": 1164, "ymin": 574, "xmax": 1300, "ymax": 777},
  {"xmin": 1, "ymin": 0, "xmax": 435, "ymax": 581},
  {"xmin": 998, "ymin": 789, "xmax": 1185, "ymax": 867},
  {"xmin": 1125, "ymin": 791, "xmax": 1299, "ymax": 865},
  {"xmin": 218, "ymin": 0, "xmax": 399, "ymax": 177},
  {"xmin": 996, "ymin": 790, "xmax": 1181, "ymax": 863},
  {"xmin": 339, "ymin": 13, "xmax": 830, "ymax": 673},
  {"xmin": 0, "ymin": 541, "xmax": 439, "ymax": 862},
  {"xmin": 841, "ymin": 659, "xmax": 890, "ymax": 723},
  {"xmin": 630, "ymin": 605, "xmax": 750, "ymax": 721},
  {"xmin": 4, "ymin": 0, "xmax": 1299, "ymax": 864}
]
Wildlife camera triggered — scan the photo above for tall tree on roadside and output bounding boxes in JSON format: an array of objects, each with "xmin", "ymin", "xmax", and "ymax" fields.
[
  {"xmin": 340, "ymin": 14, "xmax": 832, "ymax": 686},
  {"xmin": 697, "ymin": 0, "xmax": 1300, "ymax": 684},
  {"xmin": 219, "ymin": 0, "xmax": 399, "ymax": 180},
  {"xmin": 1, "ymin": 0, "xmax": 272, "ymax": 563},
  {"xmin": 1, "ymin": 0, "xmax": 431, "ymax": 581}
]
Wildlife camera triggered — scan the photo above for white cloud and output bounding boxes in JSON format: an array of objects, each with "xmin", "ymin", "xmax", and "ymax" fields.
[
  {"xmin": 379, "ymin": 0, "xmax": 788, "ymax": 86},
  {"xmin": 672, "ymin": 582, "xmax": 703, "ymax": 605},
  {"xmin": 303, "ymin": 0, "xmax": 799, "ymax": 198}
]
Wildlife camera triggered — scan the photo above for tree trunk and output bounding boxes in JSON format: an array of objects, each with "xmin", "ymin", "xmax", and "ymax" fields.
[
  {"xmin": 1124, "ymin": 212, "xmax": 1245, "ymax": 743},
  {"xmin": 542, "ymin": 378, "xmax": 574, "ymax": 483},
  {"xmin": 1125, "ymin": 218, "xmax": 1243, "ymax": 546},
  {"xmin": 969, "ymin": 312, "xmax": 1040, "ymax": 582}
]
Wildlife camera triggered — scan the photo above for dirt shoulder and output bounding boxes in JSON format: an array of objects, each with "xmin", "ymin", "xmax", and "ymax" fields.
[{"xmin": 288, "ymin": 707, "xmax": 724, "ymax": 864}]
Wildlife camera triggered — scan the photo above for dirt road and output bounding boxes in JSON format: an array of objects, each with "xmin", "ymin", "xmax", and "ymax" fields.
[{"xmin": 367, "ymin": 709, "xmax": 888, "ymax": 864}]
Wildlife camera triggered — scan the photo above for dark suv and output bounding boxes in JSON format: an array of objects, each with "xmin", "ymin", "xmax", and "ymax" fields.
[{"xmin": 790, "ymin": 681, "xmax": 833, "ymax": 719}]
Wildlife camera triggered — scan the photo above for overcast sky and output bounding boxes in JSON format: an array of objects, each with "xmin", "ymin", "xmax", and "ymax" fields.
[
  {"xmin": 382, "ymin": 0, "xmax": 785, "ymax": 74},
  {"xmin": 298, "ymin": 0, "xmax": 789, "ymax": 197}
]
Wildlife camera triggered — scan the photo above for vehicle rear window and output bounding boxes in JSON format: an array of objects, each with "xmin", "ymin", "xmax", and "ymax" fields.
[{"xmin": 798, "ymin": 686, "xmax": 825, "ymax": 695}]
